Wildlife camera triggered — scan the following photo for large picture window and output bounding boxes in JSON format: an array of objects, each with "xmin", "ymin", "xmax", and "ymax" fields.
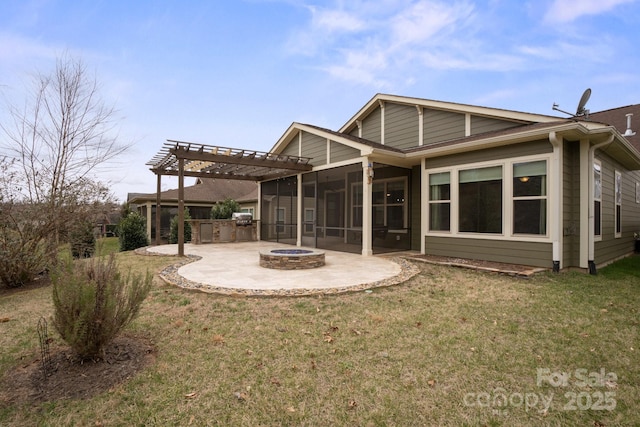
[
  {"xmin": 513, "ymin": 161, "xmax": 547, "ymax": 235},
  {"xmin": 459, "ymin": 166, "xmax": 503, "ymax": 234},
  {"xmin": 615, "ymin": 170, "xmax": 622, "ymax": 237},
  {"xmin": 594, "ymin": 161, "xmax": 602, "ymax": 238},
  {"xmin": 429, "ymin": 172, "xmax": 450, "ymax": 231}
]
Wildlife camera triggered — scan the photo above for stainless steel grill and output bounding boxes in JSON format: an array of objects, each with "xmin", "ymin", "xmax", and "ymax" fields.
[{"xmin": 232, "ymin": 212, "xmax": 252, "ymax": 226}]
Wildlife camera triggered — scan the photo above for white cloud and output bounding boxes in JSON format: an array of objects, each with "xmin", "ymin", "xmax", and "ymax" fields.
[
  {"xmin": 308, "ymin": 5, "xmax": 367, "ymax": 33},
  {"xmin": 544, "ymin": 0, "xmax": 637, "ymax": 23},
  {"xmin": 390, "ymin": 1, "xmax": 475, "ymax": 47}
]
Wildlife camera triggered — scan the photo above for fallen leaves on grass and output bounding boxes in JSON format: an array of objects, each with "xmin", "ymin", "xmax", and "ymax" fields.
[{"xmin": 212, "ymin": 335, "xmax": 225, "ymax": 345}]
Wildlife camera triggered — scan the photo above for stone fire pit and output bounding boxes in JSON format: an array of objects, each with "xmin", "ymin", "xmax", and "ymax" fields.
[{"xmin": 259, "ymin": 248, "xmax": 325, "ymax": 270}]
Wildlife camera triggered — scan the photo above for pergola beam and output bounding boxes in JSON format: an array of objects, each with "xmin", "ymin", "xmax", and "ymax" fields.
[{"xmin": 146, "ymin": 140, "xmax": 315, "ymax": 257}]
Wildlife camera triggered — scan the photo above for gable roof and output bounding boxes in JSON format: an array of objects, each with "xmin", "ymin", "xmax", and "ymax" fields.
[
  {"xmin": 127, "ymin": 178, "xmax": 258, "ymax": 205},
  {"xmin": 339, "ymin": 93, "xmax": 563, "ymax": 135}
]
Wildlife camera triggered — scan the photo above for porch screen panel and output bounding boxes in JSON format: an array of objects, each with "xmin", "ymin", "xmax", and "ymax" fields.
[{"xmin": 459, "ymin": 166, "xmax": 503, "ymax": 233}]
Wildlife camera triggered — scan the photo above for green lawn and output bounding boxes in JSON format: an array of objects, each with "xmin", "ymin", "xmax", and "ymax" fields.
[{"xmin": 1, "ymin": 247, "xmax": 638, "ymax": 426}]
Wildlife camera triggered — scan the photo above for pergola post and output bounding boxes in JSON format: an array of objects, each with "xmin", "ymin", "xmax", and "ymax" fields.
[
  {"xmin": 178, "ymin": 158, "xmax": 185, "ymax": 257},
  {"xmin": 155, "ymin": 173, "xmax": 162, "ymax": 246}
]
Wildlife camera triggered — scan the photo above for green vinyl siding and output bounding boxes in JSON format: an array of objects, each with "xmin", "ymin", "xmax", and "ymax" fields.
[
  {"xmin": 471, "ymin": 115, "xmax": 521, "ymax": 135},
  {"xmin": 301, "ymin": 131, "xmax": 327, "ymax": 165},
  {"xmin": 593, "ymin": 153, "xmax": 640, "ymax": 266},
  {"xmin": 330, "ymin": 141, "xmax": 360, "ymax": 163},
  {"xmin": 562, "ymin": 141, "xmax": 581, "ymax": 268},
  {"xmin": 385, "ymin": 103, "xmax": 419, "ymax": 150},
  {"xmin": 411, "ymin": 165, "xmax": 421, "ymax": 251},
  {"xmin": 425, "ymin": 139, "xmax": 553, "ymax": 169},
  {"xmin": 425, "ymin": 236, "xmax": 553, "ymax": 268},
  {"xmin": 280, "ymin": 137, "xmax": 299, "ymax": 157},
  {"xmin": 423, "ymin": 109, "xmax": 465, "ymax": 145},
  {"xmin": 362, "ymin": 106, "xmax": 382, "ymax": 143}
]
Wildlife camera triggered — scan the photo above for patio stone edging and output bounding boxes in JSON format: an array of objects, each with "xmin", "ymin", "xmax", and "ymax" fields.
[{"xmin": 135, "ymin": 246, "xmax": 420, "ymax": 296}]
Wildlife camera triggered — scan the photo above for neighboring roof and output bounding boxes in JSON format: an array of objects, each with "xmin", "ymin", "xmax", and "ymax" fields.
[
  {"xmin": 128, "ymin": 178, "xmax": 258, "ymax": 205},
  {"xmin": 589, "ymin": 104, "xmax": 640, "ymax": 152},
  {"xmin": 339, "ymin": 93, "xmax": 563, "ymax": 134}
]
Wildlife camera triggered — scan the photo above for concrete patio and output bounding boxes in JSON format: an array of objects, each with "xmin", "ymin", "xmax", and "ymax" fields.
[{"xmin": 142, "ymin": 241, "xmax": 420, "ymax": 296}]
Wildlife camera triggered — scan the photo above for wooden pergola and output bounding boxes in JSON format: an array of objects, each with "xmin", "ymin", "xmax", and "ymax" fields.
[{"xmin": 147, "ymin": 140, "xmax": 313, "ymax": 256}]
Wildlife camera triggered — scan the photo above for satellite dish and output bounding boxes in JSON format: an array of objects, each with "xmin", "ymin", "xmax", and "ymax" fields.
[
  {"xmin": 552, "ymin": 88, "xmax": 592, "ymax": 118},
  {"xmin": 576, "ymin": 88, "xmax": 591, "ymax": 116}
]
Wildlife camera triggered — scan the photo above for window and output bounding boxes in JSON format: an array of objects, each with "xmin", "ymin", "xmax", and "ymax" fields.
[
  {"xmin": 372, "ymin": 178, "xmax": 407, "ymax": 230},
  {"xmin": 304, "ymin": 208, "xmax": 314, "ymax": 233},
  {"xmin": 513, "ymin": 161, "xmax": 547, "ymax": 235},
  {"xmin": 240, "ymin": 207, "xmax": 254, "ymax": 216},
  {"xmin": 429, "ymin": 172, "xmax": 450, "ymax": 231},
  {"xmin": 459, "ymin": 166, "xmax": 503, "ymax": 233},
  {"xmin": 594, "ymin": 161, "xmax": 602, "ymax": 238},
  {"xmin": 615, "ymin": 171, "xmax": 622, "ymax": 237}
]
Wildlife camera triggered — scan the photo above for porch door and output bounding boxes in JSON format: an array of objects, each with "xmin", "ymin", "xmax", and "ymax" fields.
[{"xmin": 325, "ymin": 191, "xmax": 344, "ymax": 237}]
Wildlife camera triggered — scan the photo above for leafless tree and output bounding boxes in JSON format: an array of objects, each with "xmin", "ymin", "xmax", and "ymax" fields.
[{"xmin": 0, "ymin": 54, "xmax": 127, "ymax": 286}]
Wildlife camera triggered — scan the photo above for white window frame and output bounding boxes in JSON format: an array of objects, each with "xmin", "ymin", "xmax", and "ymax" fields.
[
  {"xmin": 428, "ymin": 171, "xmax": 451, "ymax": 233},
  {"xmin": 425, "ymin": 154, "xmax": 551, "ymax": 242},
  {"xmin": 512, "ymin": 160, "xmax": 548, "ymax": 236},
  {"xmin": 594, "ymin": 160, "xmax": 602, "ymax": 241},
  {"xmin": 615, "ymin": 170, "xmax": 622, "ymax": 238}
]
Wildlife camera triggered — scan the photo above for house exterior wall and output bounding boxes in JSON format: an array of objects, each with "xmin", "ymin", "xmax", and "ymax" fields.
[
  {"xmin": 330, "ymin": 141, "xmax": 360, "ymax": 163},
  {"xmin": 281, "ymin": 137, "xmax": 299, "ymax": 157},
  {"xmin": 361, "ymin": 106, "xmax": 382, "ymax": 143},
  {"xmin": 423, "ymin": 109, "xmax": 465, "ymax": 146},
  {"xmin": 562, "ymin": 141, "xmax": 581, "ymax": 268},
  {"xmin": 411, "ymin": 165, "xmax": 422, "ymax": 251},
  {"xmin": 385, "ymin": 103, "xmax": 419, "ymax": 150},
  {"xmin": 470, "ymin": 115, "xmax": 521, "ymax": 134},
  {"xmin": 301, "ymin": 131, "xmax": 327, "ymax": 165},
  {"xmin": 425, "ymin": 139, "xmax": 553, "ymax": 169},
  {"xmin": 424, "ymin": 236, "xmax": 553, "ymax": 268},
  {"xmin": 594, "ymin": 152, "xmax": 640, "ymax": 265},
  {"xmin": 423, "ymin": 139, "xmax": 555, "ymax": 267}
]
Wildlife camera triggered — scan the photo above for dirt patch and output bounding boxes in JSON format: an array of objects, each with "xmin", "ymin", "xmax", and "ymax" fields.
[
  {"xmin": 405, "ymin": 254, "xmax": 547, "ymax": 276},
  {"xmin": 0, "ymin": 335, "xmax": 155, "ymax": 406}
]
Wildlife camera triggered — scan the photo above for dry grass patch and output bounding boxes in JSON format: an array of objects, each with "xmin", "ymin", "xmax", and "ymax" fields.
[{"xmin": 1, "ymin": 252, "xmax": 639, "ymax": 426}]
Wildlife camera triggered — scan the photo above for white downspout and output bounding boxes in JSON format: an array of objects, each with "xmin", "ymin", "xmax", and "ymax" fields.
[
  {"xmin": 548, "ymin": 132, "xmax": 563, "ymax": 272},
  {"xmin": 587, "ymin": 133, "xmax": 615, "ymax": 274}
]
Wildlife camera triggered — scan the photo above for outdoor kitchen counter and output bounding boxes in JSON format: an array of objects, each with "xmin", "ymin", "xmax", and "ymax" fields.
[{"xmin": 188, "ymin": 219, "xmax": 258, "ymax": 244}]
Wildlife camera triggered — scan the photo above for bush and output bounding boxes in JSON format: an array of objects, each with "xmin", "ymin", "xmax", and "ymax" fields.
[
  {"xmin": 211, "ymin": 198, "xmax": 241, "ymax": 219},
  {"xmin": 0, "ymin": 225, "xmax": 49, "ymax": 288},
  {"xmin": 69, "ymin": 221, "xmax": 96, "ymax": 259},
  {"xmin": 169, "ymin": 208, "xmax": 192, "ymax": 244},
  {"xmin": 51, "ymin": 254, "xmax": 152, "ymax": 360},
  {"xmin": 118, "ymin": 212, "xmax": 148, "ymax": 251}
]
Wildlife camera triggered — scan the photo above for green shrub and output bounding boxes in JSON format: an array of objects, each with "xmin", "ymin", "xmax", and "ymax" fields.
[
  {"xmin": 118, "ymin": 212, "xmax": 148, "ymax": 251},
  {"xmin": 169, "ymin": 208, "xmax": 192, "ymax": 244},
  {"xmin": 69, "ymin": 221, "xmax": 96, "ymax": 259},
  {"xmin": 51, "ymin": 254, "xmax": 152, "ymax": 360},
  {"xmin": 211, "ymin": 198, "xmax": 241, "ymax": 219}
]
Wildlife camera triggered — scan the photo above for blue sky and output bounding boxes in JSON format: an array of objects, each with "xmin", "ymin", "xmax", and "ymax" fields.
[{"xmin": 1, "ymin": 0, "xmax": 639, "ymax": 201}]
